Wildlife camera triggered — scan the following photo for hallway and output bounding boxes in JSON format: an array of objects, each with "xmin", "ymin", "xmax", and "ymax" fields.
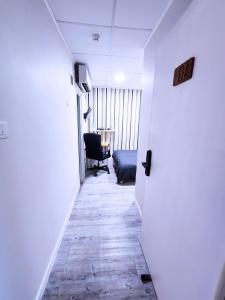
[{"xmin": 43, "ymin": 162, "xmax": 157, "ymax": 299}]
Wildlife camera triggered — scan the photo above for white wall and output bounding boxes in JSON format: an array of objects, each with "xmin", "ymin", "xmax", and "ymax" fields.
[
  {"xmin": 140, "ymin": 0, "xmax": 225, "ymax": 299},
  {"xmin": 0, "ymin": 1, "xmax": 80, "ymax": 299}
]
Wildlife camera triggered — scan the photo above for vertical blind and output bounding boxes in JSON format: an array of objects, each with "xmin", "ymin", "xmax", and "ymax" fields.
[{"xmin": 87, "ymin": 88, "xmax": 142, "ymax": 152}]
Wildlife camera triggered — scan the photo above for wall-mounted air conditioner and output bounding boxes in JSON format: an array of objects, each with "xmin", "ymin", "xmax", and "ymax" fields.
[{"xmin": 75, "ymin": 63, "xmax": 92, "ymax": 93}]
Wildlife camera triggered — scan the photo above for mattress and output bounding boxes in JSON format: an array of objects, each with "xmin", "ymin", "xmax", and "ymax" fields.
[{"xmin": 112, "ymin": 150, "xmax": 137, "ymax": 183}]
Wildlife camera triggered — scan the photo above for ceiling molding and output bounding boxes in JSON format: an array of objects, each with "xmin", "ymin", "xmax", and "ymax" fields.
[
  {"xmin": 111, "ymin": 0, "xmax": 117, "ymax": 27},
  {"xmin": 44, "ymin": 0, "xmax": 73, "ymax": 59},
  {"xmin": 143, "ymin": 0, "xmax": 193, "ymax": 49},
  {"xmin": 57, "ymin": 19, "xmax": 152, "ymax": 32}
]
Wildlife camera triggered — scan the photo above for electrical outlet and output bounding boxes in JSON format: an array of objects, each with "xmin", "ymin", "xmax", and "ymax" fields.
[{"xmin": 0, "ymin": 121, "xmax": 8, "ymax": 139}]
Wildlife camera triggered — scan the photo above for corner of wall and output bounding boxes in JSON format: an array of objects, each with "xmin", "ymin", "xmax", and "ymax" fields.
[{"xmin": 43, "ymin": 0, "xmax": 73, "ymax": 60}]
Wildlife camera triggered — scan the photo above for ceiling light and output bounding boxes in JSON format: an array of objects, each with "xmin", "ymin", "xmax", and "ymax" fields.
[{"xmin": 114, "ymin": 73, "xmax": 125, "ymax": 82}]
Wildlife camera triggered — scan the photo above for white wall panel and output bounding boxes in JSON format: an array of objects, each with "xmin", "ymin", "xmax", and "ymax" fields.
[
  {"xmin": 115, "ymin": 0, "xmax": 170, "ymax": 29},
  {"xmin": 48, "ymin": 0, "xmax": 114, "ymax": 25},
  {"xmin": 59, "ymin": 23, "xmax": 111, "ymax": 54},
  {"xmin": 0, "ymin": 1, "xmax": 80, "ymax": 299}
]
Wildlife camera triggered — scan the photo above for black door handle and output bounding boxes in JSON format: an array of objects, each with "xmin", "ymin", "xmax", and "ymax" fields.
[{"xmin": 142, "ymin": 150, "xmax": 152, "ymax": 176}]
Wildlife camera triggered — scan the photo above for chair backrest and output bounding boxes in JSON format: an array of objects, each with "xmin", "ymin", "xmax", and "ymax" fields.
[{"xmin": 83, "ymin": 133, "xmax": 102, "ymax": 160}]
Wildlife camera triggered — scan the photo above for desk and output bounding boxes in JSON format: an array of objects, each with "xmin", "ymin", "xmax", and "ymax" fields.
[
  {"xmin": 101, "ymin": 141, "xmax": 110, "ymax": 147},
  {"xmin": 92, "ymin": 129, "xmax": 115, "ymax": 134},
  {"xmin": 92, "ymin": 129, "xmax": 115, "ymax": 149}
]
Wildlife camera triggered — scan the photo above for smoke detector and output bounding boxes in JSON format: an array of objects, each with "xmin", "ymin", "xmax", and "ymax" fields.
[{"xmin": 92, "ymin": 33, "xmax": 100, "ymax": 42}]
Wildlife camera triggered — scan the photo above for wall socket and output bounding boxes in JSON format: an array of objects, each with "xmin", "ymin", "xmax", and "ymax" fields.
[{"xmin": 0, "ymin": 121, "xmax": 8, "ymax": 139}]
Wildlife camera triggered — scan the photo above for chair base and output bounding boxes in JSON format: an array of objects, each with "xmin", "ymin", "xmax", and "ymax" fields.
[{"xmin": 88, "ymin": 164, "xmax": 110, "ymax": 176}]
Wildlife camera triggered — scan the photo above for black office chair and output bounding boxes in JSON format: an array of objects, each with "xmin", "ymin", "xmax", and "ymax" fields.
[{"xmin": 83, "ymin": 133, "xmax": 111, "ymax": 176}]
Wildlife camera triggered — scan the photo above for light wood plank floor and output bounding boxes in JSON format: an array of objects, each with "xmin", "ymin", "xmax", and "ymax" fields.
[{"xmin": 43, "ymin": 160, "xmax": 157, "ymax": 300}]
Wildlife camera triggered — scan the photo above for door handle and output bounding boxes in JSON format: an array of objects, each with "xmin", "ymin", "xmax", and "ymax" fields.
[{"xmin": 142, "ymin": 150, "xmax": 152, "ymax": 176}]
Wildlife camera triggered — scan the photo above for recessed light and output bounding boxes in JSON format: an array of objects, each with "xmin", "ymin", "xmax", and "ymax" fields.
[{"xmin": 114, "ymin": 73, "xmax": 125, "ymax": 82}]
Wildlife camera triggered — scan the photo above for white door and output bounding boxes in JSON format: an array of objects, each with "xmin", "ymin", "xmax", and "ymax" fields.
[{"xmin": 140, "ymin": 1, "xmax": 225, "ymax": 299}]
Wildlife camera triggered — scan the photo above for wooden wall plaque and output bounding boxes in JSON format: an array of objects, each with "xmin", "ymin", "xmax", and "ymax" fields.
[{"xmin": 173, "ymin": 57, "xmax": 195, "ymax": 86}]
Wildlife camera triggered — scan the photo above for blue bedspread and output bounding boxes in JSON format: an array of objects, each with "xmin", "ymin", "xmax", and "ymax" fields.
[{"xmin": 112, "ymin": 150, "xmax": 137, "ymax": 183}]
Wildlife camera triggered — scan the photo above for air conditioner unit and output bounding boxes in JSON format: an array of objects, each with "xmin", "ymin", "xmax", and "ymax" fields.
[{"xmin": 75, "ymin": 63, "xmax": 92, "ymax": 93}]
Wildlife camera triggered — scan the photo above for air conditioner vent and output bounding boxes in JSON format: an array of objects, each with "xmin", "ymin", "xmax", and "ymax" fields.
[
  {"xmin": 82, "ymin": 82, "xmax": 90, "ymax": 93},
  {"xmin": 75, "ymin": 63, "xmax": 92, "ymax": 93}
]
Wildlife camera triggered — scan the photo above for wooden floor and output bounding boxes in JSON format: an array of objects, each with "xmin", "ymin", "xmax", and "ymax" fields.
[{"xmin": 43, "ymin": 160, "xmax": 157, "ymax": 300}]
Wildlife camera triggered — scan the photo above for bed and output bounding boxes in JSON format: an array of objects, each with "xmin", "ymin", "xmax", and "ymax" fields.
[{"xmin": 112, "ymin": 150, "xmax": 137, "ymax": 183}]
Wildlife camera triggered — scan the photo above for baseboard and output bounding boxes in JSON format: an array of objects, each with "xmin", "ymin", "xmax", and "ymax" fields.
[
  {"xmin": 35, "ymin": 184, "xmax": 80, "ymax": 300},
  {"xmin": 135, "ymin": 197, "xmax": 143, "ymax": 218}
]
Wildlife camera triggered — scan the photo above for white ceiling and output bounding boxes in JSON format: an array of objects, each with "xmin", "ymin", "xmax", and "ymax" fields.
[{"xmin": 47, "ymin": 0, "xmax": 170, "ymax": 89}]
